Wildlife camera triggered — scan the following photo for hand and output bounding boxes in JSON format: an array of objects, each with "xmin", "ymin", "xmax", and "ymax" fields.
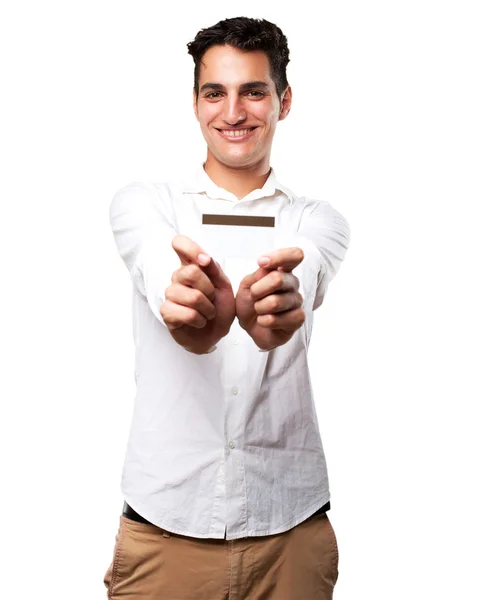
[
  {"xmin": 160, "ymin": 235, "xmax": 235, "ymax": 354},
  {"xmin": 235, "ymin": 248, "xmax": 306, "ymax": 351}
]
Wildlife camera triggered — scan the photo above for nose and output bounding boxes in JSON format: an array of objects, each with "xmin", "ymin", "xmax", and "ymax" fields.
[{"xmin": 222, "ymin": 94, "xmax": 246, "ymax": 126}]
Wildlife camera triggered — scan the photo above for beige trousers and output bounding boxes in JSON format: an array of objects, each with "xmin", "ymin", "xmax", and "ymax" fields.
[{"xmin": 103, "ymin": 510, "xmax": 339, "ymax": 599}]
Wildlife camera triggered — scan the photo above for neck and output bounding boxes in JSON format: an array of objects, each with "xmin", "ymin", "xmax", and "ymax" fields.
[{"xmin": 203, "ymin": 154, "xmax": 271, "ymax": 200}]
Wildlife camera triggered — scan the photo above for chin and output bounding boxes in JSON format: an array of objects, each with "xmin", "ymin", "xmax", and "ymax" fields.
[{"xmin": 218, "ymin": 150, "xmax": 258, "ymax": 166}]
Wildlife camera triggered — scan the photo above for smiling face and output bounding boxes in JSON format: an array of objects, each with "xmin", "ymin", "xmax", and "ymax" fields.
[{"xmin": 193, "ymin": 44, "xmax": 292, "ymax": 172}]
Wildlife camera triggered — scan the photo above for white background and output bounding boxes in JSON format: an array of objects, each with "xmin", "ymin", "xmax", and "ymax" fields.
[{"xmin": 1, "ymin": 1, "xmax": 478, "ymax": 598}]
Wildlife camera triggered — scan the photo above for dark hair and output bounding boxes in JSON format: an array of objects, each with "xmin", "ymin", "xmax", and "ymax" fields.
[{"xmin": 187, "ymin": 17, "xmax": 290, "ymax": 101}]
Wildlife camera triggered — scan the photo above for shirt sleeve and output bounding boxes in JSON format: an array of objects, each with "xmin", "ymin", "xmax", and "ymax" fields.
[
  {"xmin": 294, "ymin": 200, "xmax": 350, "ymax": 310},
  {"xmin": 109, "ymin": 181, "xmax": 181, "ymax": 327}
]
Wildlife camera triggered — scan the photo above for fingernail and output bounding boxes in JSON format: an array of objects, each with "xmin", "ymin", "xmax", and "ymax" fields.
[
  {"xmin": 258, "ymin": 256, "xmax": 270, "ymax": 266},
  {"xmin": 198, "ymin": 253, "xmax": 210, "ymax": 265}
]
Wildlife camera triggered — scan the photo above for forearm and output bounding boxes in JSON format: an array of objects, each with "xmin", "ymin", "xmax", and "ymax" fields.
[{"xmin": 109, "ymin": 182, "xmax": 180, "ymax": 328}]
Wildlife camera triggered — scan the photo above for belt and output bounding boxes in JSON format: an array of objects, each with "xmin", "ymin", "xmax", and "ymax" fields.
[
  {"xmin": 311, "ymin": 500, "xmax": 331, "ymax": 516},
  {"xmin": 122, "ymin": 501, "xmax": 152, "ymax": 524},
  {"xmin": 122, "ymin": 500, "xmax": 331, "ymax": 527}
]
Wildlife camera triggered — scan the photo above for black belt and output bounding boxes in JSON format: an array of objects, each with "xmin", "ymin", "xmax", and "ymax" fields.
[
  {"xmin": 311, "ymin": 500, "xmax": 331, "ymax": 516},
  {"xmin": 122, "ymin": 500, "xmax": 331, "ymax": 527},
  {"xmin": 123, "ymin": 501, "xmax": 152, "ymax": 524}
]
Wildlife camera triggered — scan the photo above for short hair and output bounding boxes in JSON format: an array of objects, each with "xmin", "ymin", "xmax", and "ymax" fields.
[{"xmin": 187, "ymin": 16, "xmax": 290, "ymax": 101}]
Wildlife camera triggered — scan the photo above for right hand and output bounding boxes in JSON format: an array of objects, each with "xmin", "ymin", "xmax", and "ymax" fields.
[{"xmin": 160, "ymin": 234, "xmax": 235, "ymax": 354}]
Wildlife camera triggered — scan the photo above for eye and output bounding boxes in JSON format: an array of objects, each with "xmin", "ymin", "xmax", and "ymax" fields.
[
  {"xmin": 205, "ymin": 92, "xmax": 223, "ymax": 99},
  {"xmin": 246, "ymin": 91, "xmax": 265, "ymax": 98}
]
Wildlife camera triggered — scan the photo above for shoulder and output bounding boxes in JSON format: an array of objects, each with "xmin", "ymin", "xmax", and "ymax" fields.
[
  {"xmin": 111, "ymin": 180, "xmax": 173, "ymax": 201},
  {"xmin": 293, "ymin": 194, "xmax": 351, "ymax": 241},
  {"xmin": 293, "ymin": 193, "xmax": 348, "ymax": 220},
  {"xmin": 109, "ymin": 180, "xmax": 176, "ymax": 215}
]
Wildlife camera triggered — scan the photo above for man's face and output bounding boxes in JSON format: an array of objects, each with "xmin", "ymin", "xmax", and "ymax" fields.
[{"xmin": 193, "ymin": 44, "xmax": 291, "ymax": 170}]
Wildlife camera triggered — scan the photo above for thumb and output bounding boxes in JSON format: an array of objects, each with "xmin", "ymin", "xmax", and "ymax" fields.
[
  {"xmin": 201, "ymin": 258, "xmax": 232, "ymax": 289},
  {"xmin": 239, "ymin": 266, "xmax": 270, "ymax": 290},
  {"xmin": 171, "ymin": 234, "xmax": 211, "ymax": 267}
]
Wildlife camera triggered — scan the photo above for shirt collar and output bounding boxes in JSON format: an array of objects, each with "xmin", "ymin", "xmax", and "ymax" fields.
[{"xmin": 181, "ymin": 163, "xmax": 294, "ymax": 205}]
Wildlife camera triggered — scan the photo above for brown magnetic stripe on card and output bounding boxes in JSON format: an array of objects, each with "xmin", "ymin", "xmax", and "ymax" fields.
[{"xmin": 202, "ymin": 214, "xmax": 275, "ymax": 227}]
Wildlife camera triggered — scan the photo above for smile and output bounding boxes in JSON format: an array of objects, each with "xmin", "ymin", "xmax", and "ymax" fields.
[{"xmin": 215, "ymin": 127, "xmax": 258, "ymax": 141}]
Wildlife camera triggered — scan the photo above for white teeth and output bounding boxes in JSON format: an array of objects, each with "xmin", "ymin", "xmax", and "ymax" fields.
[{"xmin": 220, "ymin": 128, "xmax": 254, "ymax": 137}]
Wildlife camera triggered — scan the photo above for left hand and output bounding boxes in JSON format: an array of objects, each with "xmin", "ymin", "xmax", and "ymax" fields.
[{"xmin": 235, "ymin": 248, "xmax": 306, "ymax": 351}]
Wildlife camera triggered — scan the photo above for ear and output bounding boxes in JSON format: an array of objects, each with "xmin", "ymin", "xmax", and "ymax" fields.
[
  {"xmin": 278, "ymin": 85, "xmax": 292, "ymax": 121},
  {"xmin": 193, "ymin": 88, "xmax": 199, "ymax": 121}
]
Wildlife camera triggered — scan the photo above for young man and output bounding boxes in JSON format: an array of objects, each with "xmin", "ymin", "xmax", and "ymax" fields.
[{"xmin": 104, "ymin": 16, "xmax": 350, "ymax": 600}]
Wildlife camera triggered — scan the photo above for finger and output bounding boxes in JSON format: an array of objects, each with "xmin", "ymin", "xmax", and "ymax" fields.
[
  {"xmin": 250, "ymin": 272, "xmax": 299, "ymax": 301},
  {"xmin": 172, "ymin": 263, "xmax": 216, "ymax": 302},
  {"xmin": 200, "ymin": 258, "xmax": 232, "ymax": 290},
  {"xmin": 160, "ymin": 299, "xmax": 208, "ymax": 330},
  {"xmin": 254, "ymin": 291, "xmax": 303, "ymax": 316},
  {"xmin": 171, "ymin": 234, "xmax": 212, "ymax": 267},
  {"xmin": 257, "ymin": 247, "xmax": 304, "ymax": 272},
  {"xmin": 165, "ymin": 283, "xmax": 216, "ymax": 321},
  {"xmin": 256, "ymin": 307, "xmax": 306, "ymax": 331},
  {"xmin": 238, "ymin": 266, "xmax": 272, "ymax": 291}
]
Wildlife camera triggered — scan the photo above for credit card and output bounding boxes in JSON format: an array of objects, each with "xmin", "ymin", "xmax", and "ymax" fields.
[{"xmin": 197, "ymin": 213, "xmax": 276, "ymax": 260}]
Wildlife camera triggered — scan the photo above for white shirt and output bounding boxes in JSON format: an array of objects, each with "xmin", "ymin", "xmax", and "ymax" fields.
[{"xmin": 109, "ymin": 164, "xmax": 350, "ymax": 540}]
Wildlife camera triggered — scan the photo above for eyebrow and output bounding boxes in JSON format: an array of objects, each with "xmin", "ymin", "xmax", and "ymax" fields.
[{"xmin": 199, "ymin": 81, "xmax": 270, "ymax": 94}]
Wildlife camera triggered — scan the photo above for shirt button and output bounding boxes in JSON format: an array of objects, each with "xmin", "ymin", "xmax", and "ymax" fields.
[
  {"xmin": 229, "ymin": 441, "xmax": 235, "ymax": 449},
  {"xmin": 231, "ymin": 386, "xmax": 238, "ymax": 395},
  {"xmin": 233, "ymin": 339, "xmax": 238, "ymax": 345}
]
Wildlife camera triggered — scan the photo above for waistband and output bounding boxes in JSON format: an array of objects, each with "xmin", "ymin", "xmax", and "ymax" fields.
[{"xmin": 122, "ymin": 500, "xmax": 331, "ymax": 528}]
